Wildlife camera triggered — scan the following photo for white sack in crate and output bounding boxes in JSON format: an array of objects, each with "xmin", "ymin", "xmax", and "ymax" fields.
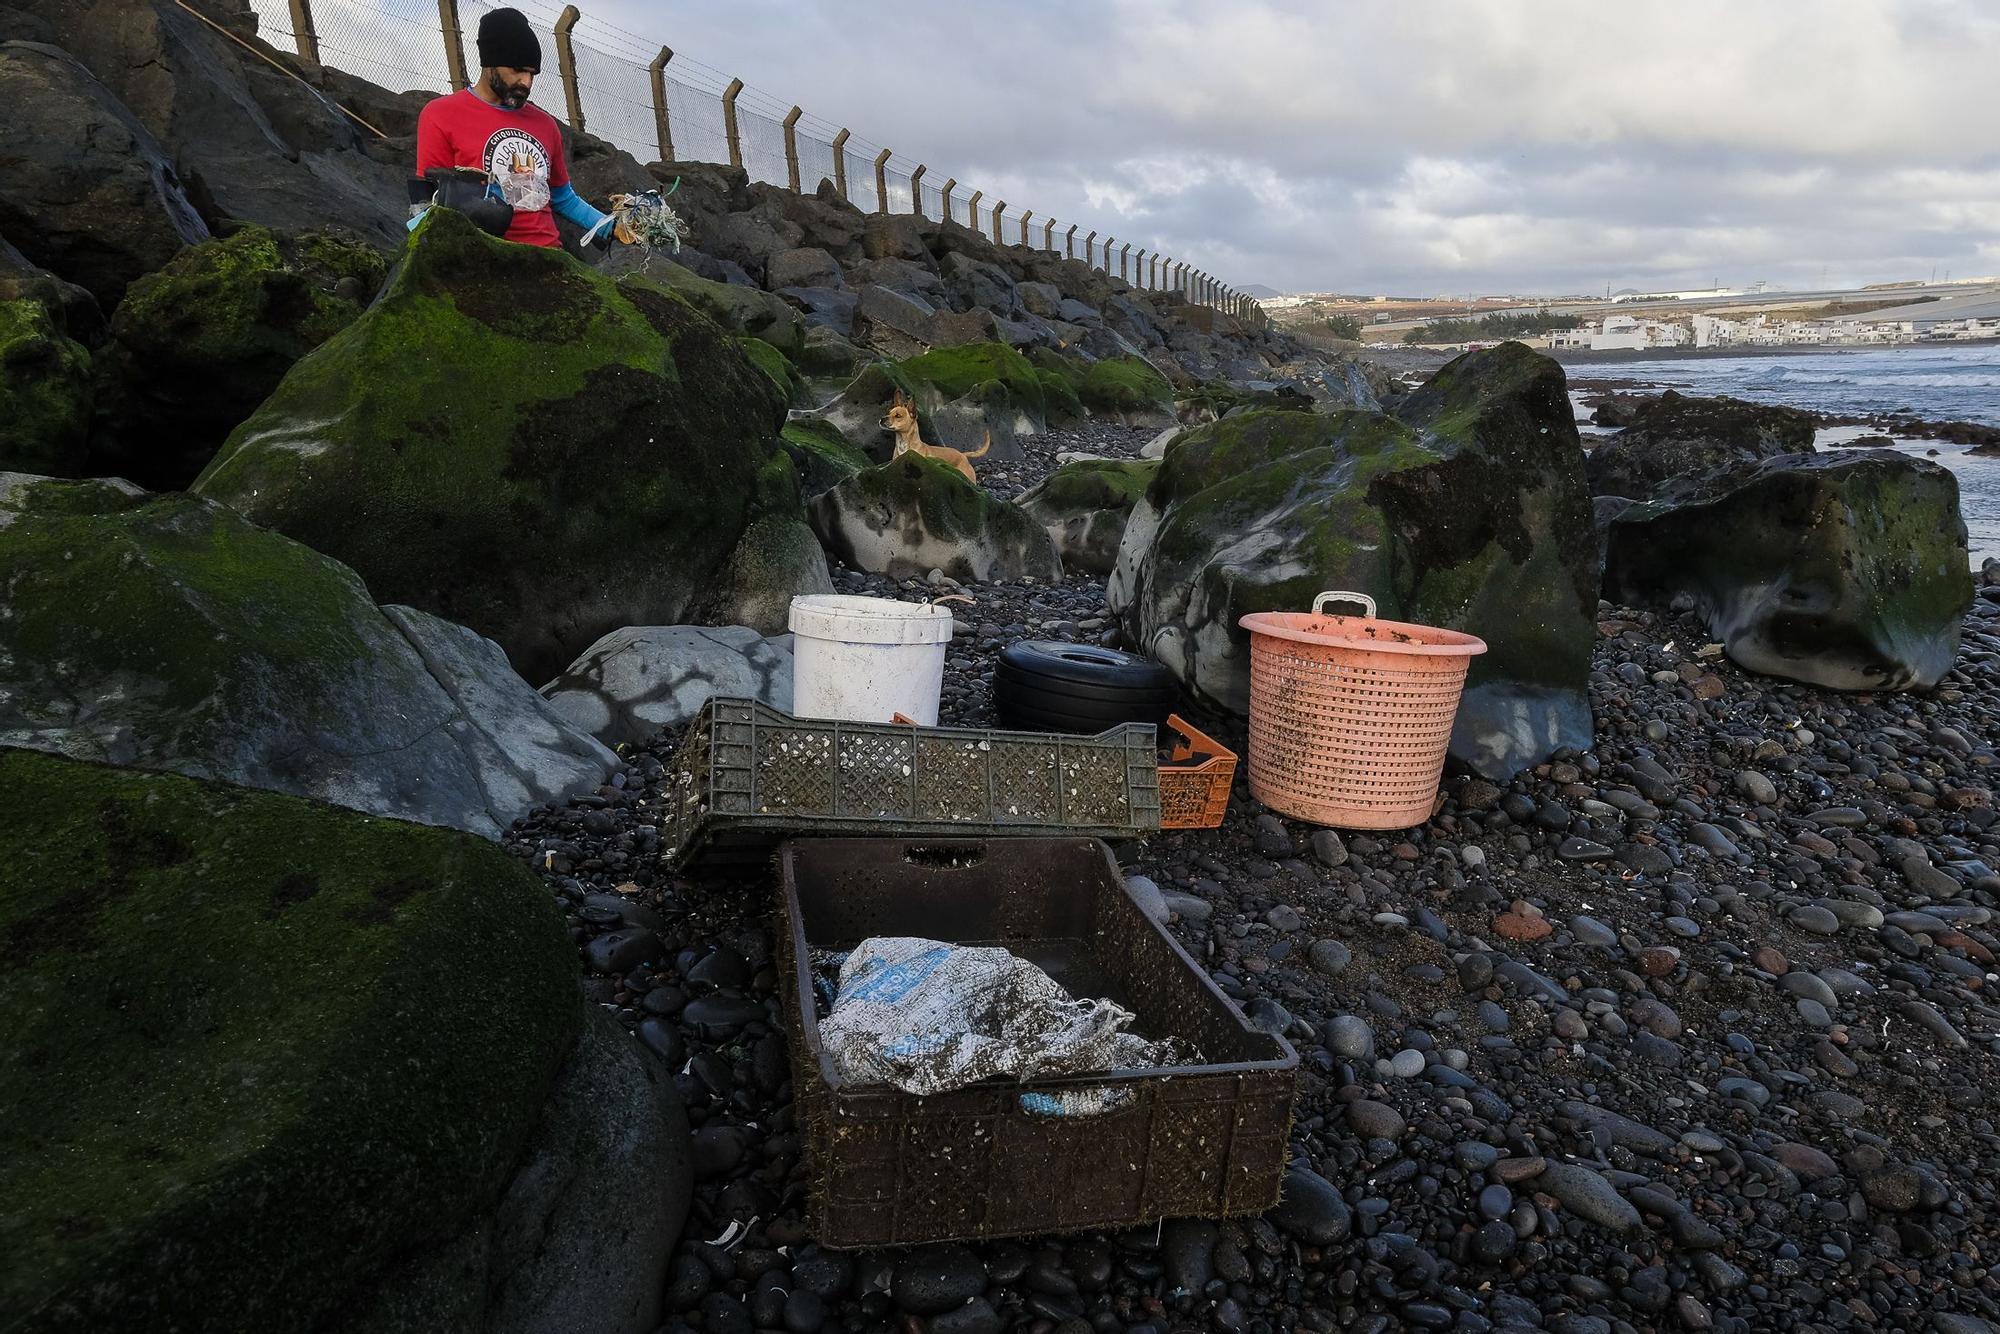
[{"xmin": 820, "ymin": 936, "xmax": 1179, "ymax": 1099}]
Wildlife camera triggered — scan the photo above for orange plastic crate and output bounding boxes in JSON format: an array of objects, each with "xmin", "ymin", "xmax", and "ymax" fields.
[{"xmin": 1159, "ymin": 714, "xmax": 1236, "ymax": 829}]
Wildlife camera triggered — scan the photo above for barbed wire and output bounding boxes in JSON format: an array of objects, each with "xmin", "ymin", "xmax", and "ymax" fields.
[{"xmin": 239, "ymin": 0, "xmax": 1257, "ymax": 311}]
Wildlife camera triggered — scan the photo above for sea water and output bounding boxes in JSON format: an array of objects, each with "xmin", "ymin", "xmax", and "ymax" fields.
[{"xmin": 1580, "ymin": 343, "xmax": 2000, "ymax": 564}]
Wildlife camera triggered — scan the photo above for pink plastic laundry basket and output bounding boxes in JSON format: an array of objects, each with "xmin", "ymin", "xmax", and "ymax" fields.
[{"xmin": 1238, "ymin": 591, "xmax": 1488, "ymax": 830}]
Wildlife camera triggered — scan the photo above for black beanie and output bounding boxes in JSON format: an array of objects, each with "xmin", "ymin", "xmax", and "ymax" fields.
[{"xmin": 477, "ymin": 8, "xmax": 542, "ymax": 72}]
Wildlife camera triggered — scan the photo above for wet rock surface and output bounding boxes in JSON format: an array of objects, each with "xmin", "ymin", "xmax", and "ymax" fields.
[{"xmin": 507, "ymin": 422, "xmax": 2000, "ymax": 1333}]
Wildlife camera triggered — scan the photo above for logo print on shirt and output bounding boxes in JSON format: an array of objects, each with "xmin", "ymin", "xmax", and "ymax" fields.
[{"xmin": 483, "ymin": 127, "xmax": 551, "ymax": 211}]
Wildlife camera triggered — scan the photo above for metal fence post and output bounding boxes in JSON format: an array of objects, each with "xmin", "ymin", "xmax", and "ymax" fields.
[
  {"xmin": 1044, "ymin": 219, "xmax": 1055, "ymax": 251},
  {"xmin": 553, "ymin": 6, "xmax": 584, "ymax": 133},
  {"xmin": 940, "ymin": 178, "xmax": 956, "ymax": 224},
  {"xmin": 783, "ymin": 106, "xmax": 804, "ymax": 193},
  {"xmin": 648, "ymin": 47, "xmax": 675, "ymax": 160},
  {"xmin": 967, "ymin": 190, "xmax": 982, "ymax": 231},
  {"xmin": 437, "ymin": 0, "xmax": 467, "ymax": 89},
  {"xmin": 830, "ymin": 129, "xmax": 849, "ymax": 199},
  {"xmin": 1103, "ymin": 238, "xmax": 1114, "ymax": 273},
  {"xmin": 909, "ymin": 164, "xmax": 926, "ymax": 215},
  {"xmin": 721, "ymin": 78, "xmax": 745, "ymax": 170},
  {"xmin": 1019, "ymin": 210, "xmax": 1032, "ymax": 245},
  {"xmin": 1150, "ymin": 254, "xmax": 1160, "ymax": 289},
  {"xmin": 991, "ymin": 202, "xmax": 1005, "ymax": 244},
  {"xmin": 1120, "ymin": 243, "xmax": 1130, "ymax": 281},
  {"xmin": 1066, "ymin": 225, "xmax": 1077, "ymax": 259},
  {"xmin": 872, "ymin": 148, "xmax": 891, "ymax": 214},
  {"xmin": 286, "ymin": 0, "xmax": 321, "ymax": 65},
  {"xmin": 1134, "ymin": 250, "xmax": 1146, "ymax": 287},
  {"xmin": 1085, "ymin": 231, "xmax": 1096, "ymax": 267}
]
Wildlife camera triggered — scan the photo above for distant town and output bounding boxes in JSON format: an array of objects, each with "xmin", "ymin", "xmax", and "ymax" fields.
[{"xmin": 1261, "ymin": 277, "xmax": 2000, "ymax": 353}]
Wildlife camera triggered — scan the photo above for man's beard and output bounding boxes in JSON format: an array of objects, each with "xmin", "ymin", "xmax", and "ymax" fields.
[{"xmin": 497, "ymin": 79, "xmax": 531, "ymax": 109}]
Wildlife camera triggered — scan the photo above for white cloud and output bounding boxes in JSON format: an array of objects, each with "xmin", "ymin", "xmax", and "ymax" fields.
[{"xmin": 569, "ymin": 0, "xmax": 2000, "ymax": 293}]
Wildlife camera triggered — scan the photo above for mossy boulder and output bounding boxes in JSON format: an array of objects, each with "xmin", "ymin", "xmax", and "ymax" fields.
[
  {"xmin": 1110, "ymin": 342, "xmax": 1599, "ymax": 779},
  {"xmin": 1016, "ymin": 457, "xmax": 1157, "ymax": 575},
  {"xmin": 0, "ymin": 476, "xmax": 612, "ymax": 836},
  {"xmin": 1079, "ymin": 355, "xmax": 1175, "ymax": 425},
  {"xmin": 739, "ymin": 334, "xmax": 810, "ymax": 406},
  {"xmin": 1039, "ymin": 369, "xmax": 1085, "ymax": 424},
  {"xmin": 0, "ymin": 298, "xmax": 92, "ymax": 477},
  {"xmin": 705, "ymin": 452, "xmax": 832, "ymax": 635},
  {"xmin": 91, "ymin": 224, "xmax": 386, "ymax": 489},
  {"xmin": 193, "ymin": 208, "xmax": 800, "ymax": 682},
  {"xmin": 1586, "ymin": 389, "xmax": 1817, "ymax": 500},
  {"xmin": 818, "ymin": 341, "xmax": 1049, "ymax": 463},
  {"xmin": 0, "ymin": 748, "xmax": 580, "ymax": 1331},
  {"xmin": 621, "ymin": 258, "xmax": 806, "ymax": 359},
  {"xmin": 781, "ymin": 416, "xmax": 871, "ymax": 497},
  {"xmin": 810, "ymin": 453, "xmax": 1063, "ymax": 583},
  {"xmin": 1605, "ymin": 451, "xmax": 1970, "ymax": 690}
]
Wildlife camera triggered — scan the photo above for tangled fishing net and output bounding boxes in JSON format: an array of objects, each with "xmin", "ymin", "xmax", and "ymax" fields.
[{"xmin": 587, "ymin": 180, "xmax": 689, "ymax": 260}]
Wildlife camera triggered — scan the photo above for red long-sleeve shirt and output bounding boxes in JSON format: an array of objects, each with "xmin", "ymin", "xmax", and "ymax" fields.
[{"xmin": 415, "ymin": 88, "xmax": 570, "ymax": 248}]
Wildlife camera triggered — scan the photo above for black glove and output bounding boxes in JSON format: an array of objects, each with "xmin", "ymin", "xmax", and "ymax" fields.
[{"xmin": 416, "ymin": 167, "xmax": 516, "ymax": 238}]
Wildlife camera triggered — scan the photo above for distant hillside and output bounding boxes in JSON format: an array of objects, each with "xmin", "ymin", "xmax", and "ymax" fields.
[{"xmin": 1241, "ymin": 283, "xmax": 1284, "ymax": 299}]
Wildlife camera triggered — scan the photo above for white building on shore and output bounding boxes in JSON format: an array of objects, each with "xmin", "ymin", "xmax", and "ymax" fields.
[{"xmin": 1589, "ymin": 314, "xmax": 1689, "ymax": 351}]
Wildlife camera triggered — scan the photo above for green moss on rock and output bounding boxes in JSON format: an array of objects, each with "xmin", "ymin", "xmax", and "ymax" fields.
[
  {"xmin": 624, "ymin": 262, "xmax": 805, "ymax": 360},
  {"xmin": 781, "ymin": 417, "xmax": 870, "ymax": 496},
  {"xmin": 893, "ymin": 341, "xmax": 1046, "ymax": 418},
  {"xmin": 0, "ymin": 299, "xmax": 93, "ymax": 477},
  {"xmin": 1016, "ymin": 457, "xmax": 1158, "ymax": 576},
  {"xmin": 193, "ymin": 209, "xmax": 794, "ymax": 682},
  {"xmin": 93, "ymin": 225, "xmax": 385, "ymax": 489},
  {"xmin": 1037, "ymin": 369, "xmax": 1084, "ymax": 424},
  {"xmin": 1606, "ymin": 450, "xmax": 1971, "ymax": 689},
  {"xmin": 739, "ymin": 334, "xmax": 808, "ymax": 405},
  {"xmin": 810, "ymin": 453, "xmax": 1062, "ymax": 582},
  {"xmin": 0, "ymin": 488, "xmax": 387, "ymax": 734},
  {"xmin": 0, "ymin": 749, "xmax": 579, "ymax": 1331},
  {"xmin": 1079, "ymin": 356, "xmax": 1174, "ymax": 419}
]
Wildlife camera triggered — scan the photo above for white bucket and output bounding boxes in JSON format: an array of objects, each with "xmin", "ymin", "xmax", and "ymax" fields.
[{"xmin": 788, "ymin": 595, "xmax": 956, "ymax": 725}]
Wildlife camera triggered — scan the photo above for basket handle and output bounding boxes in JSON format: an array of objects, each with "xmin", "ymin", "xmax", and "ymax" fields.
[{"xmin": 1312, "ymin": 590, "xmax": 1377, "ymax": 618}]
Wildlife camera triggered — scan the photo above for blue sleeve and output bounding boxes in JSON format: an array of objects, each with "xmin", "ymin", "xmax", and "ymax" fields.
[{"xmin": 550, "ymin": 182, "xmax": 609, "ymax": 234}]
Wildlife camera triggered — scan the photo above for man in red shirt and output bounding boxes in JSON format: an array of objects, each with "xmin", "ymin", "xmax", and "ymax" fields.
[{"xmin": 411, "ymin": 7, "xmax": 613, "ymax": 248}]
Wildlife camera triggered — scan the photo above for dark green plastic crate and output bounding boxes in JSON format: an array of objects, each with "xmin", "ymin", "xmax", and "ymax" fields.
[{"xmin": 660, "ymin": 699, "xmax": 1162, "ymax": 871}]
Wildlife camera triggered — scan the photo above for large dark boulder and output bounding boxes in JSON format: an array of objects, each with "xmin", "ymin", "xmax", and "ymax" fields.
[
  {"xmin": 0, "ymin": 39, "xmax": 210, "ymax": 304},
  {"xmin": 0, "ymin": 474, "xmax": 613, "ymax": 836},
  {"xmin": 1016, "ymin": 457, "xmax": 1157, "ymax": 575},
  {"xmin": 1586, "ymin": 390, "xmax": 1816, "ymax": 499},
  {"xmin": 194, "ymin": 208, "xmax": 812, "ymax": 682},
  {"xmin": 0, "ymin": 297, "xmax": 92, "ymax": 476},
  {"xmin": 1605, "ymin": 451, "xmax": 1971, "ymax": 690},
  {"xmin": 811, "ymin": 453, "xmax": 1063, "ymax": 583},
  {"xmin": 0, "ymin": 232, "xmax": 103, "ymax": 342},
  {"xmin": 1110, "ymin": 342, "xmax": 1599, "ymax": 779},
  {"xmin": 91, "ymin": 224, "xmax": 385, "ymax": 488},
  {"xmin": 20, "ymin": 0, "xmax": 408, "ymax": 252},
  {"xmin": 0, "ymin": 747, "xmax": 580, "ymax": 1332}
]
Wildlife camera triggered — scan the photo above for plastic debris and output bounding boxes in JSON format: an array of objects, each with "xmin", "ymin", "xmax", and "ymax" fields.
[
  {"xmin": 817, "ymin": 936, "xmax": 1189, "ymax": 1105},
  {"xmin": 586, "ymin": 179, "xmax": 688, "ymax": 257}
]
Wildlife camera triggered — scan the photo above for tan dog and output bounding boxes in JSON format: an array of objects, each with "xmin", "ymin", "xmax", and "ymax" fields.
[{"xmin": 883, "ymin": 391, "xmax": 990, "ymax": 484}]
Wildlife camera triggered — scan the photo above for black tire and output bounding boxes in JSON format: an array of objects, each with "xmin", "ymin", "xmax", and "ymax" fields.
[
  {"xmin": 997, "ymin": 696, "xmax": 1162, "ymax": 736},
  {"xmin": 996, "ymin": 641, "xmax": 1176, "ymax": 692},
  {"xmin": 993, "ymin": 663, "xmax": 1178, "ymax": 710}
]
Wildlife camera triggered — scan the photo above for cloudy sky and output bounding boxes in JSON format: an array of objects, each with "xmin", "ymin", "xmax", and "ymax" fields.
[{"xmin": 512, "ymin": 0, "xmax": 2000, "ymax": 297}]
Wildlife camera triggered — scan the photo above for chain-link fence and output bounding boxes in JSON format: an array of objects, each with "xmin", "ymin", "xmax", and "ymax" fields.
[{"xmin": 240, "ymin": 0, "xmax": 1264, "ymax": 321}]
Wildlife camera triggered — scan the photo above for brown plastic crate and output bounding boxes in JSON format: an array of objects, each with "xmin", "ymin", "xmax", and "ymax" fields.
[
  {"xmin": 1159, "ymin": 714, "xmax": 1236, "ymax": 830},
  {"xmin": 777, "ymin": 837, "xmax": 1297, "ymax": 1249},
  {"xmin": 660, "ymin": 699, "xmax": 1162, "ymax": 872}
]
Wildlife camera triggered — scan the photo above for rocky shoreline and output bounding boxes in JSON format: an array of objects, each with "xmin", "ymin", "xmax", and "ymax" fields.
[{"xmin": 509, "ymin": 422, "xmax": 2000, "ymax": 1334}]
